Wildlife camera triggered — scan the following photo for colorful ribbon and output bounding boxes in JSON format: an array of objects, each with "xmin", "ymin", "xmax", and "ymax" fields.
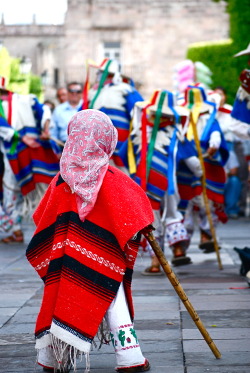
[{"xmin": 89, "ymin": 60, "xmax": 112, "ymax": 109}]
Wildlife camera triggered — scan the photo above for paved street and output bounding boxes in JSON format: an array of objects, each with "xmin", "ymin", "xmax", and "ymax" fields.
[{"xmin": 0, "ymin": 217, "xmax": 249, "ymax": 372}]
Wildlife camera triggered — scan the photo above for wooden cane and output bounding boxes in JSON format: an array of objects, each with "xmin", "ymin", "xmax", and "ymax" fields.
[
  {"xmin": 49, "ymin": 137, "xmax": 65, "ymax": 148},
  {"xmin": 142, "ymin": 227, "xmax": 221, "ymax": 359},
  {"xmin": 190, "ymin": 113, "xmax": 223, "ymax": 270}
]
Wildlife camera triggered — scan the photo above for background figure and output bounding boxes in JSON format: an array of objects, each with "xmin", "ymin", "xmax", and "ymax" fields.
[
  {"xmin": 229, "ymin": 43, "xmax": 250, "ymax": 217},
  {"xmin": 87, "ymin": 58, "xmax": 144, "ymax": 172},
  {"xmin": 43, "ymin": 99, "xmax": 55, "ymax": 113},
  {"xmin": 213, "ymin": 86, "xmax": 242, "ymax": 219},
  {"xmin": 178, "ymin": 86, "xmax": 229, "ymax": 253},
  {"xmin": 0, "ymin": 81, "xmax": 59, "ymax": 243},
  {"xmin": 119, "ymin": 90, "xmax": 204, "ymax": 272},
  {"xmin": 56, "ymin": 87, "xmax": 68, "ymax": 104},
  {"xmin": 51, "ymin": 82, "xmax": 83, "ymax": 144},
  {"xmin": 233, "ymin": 141, "xmax": 249, "ymax": 217}
]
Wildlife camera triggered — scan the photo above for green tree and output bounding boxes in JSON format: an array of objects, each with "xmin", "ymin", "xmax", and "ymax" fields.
[
  {"xmin": 29, "ymin": 74, "xmax": 43, "ymax": 101},
  {"xmin": 0, "ymin": 46, "xmax": 11, "ymax": 85},
  {"xmin": 8, "ymin": 58, "xmax": 30, "ymax": 95},
  {"xmin": 0, "ymin": 46, "xmax": 43, "ymax": 98},
  {"xmin": 187, "ymin": 0, "xmax": 250, "ymax": 104}
]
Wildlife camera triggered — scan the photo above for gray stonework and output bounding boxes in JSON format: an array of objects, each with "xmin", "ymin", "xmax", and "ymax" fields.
[
  {"xmin": 0, "ymin": 0, "xmax": 229, "ymax": 99},
  {"xmin": 0, "ymin": 217, "xmax": 250, "ymax": 372}
]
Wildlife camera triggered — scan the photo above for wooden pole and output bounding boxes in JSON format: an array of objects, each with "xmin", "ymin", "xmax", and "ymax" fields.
[
  {"xmin": 49, "ymin": 137, "xmax": 65, "ymax": 148},
  {"xmin": 142, "ymin": 228, "xmax": 222, "ymax": 359},
  {"xmin": 190, "ymin": 114, "xmax": 223, "ymax": 270}
]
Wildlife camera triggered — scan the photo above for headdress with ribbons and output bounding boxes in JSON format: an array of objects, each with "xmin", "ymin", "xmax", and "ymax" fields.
[
  {"xmin": 0, "ymin": 78, "xmax": 15, "ymax": 151},
  {"xmin": 184, "ymin": 85, "xmax": 228, "ymax": 165},
  {"xmin": 83, "ymin": 58, "xmax": 121, "ymax": 110},
  {"xmin": 184, "ymin": 85, "xmax": 217, "ymax": 139},
  {"xmin": 132, "ymin": 89, "xmax": 189, "ymax": 195}
]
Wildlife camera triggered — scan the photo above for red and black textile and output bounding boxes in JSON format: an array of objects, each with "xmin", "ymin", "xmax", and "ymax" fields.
[
  {"xmin": 7, "ymin": 139, "xmax": 59, "ymax": 196},
  {"xmin": 26, "ymin": 166, "xmax": 153, "ymax": 352},
  {"xmin": 177, "ymin": 157, "xmax": 227, "ymax": 222}
]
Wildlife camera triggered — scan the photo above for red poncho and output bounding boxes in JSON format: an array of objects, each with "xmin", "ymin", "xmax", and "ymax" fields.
[{"xmin": 26, "ymin": 166, "xmax": 153, "ymax": 353}]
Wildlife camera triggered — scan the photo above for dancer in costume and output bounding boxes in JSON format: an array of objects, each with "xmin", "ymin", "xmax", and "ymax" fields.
[
  {"xmin": 177, "ymin": 85, "xmax": 229, "ymax": 253},
  {"xmin": 229, "ymin": 44, "xmax": 250, "ymax": 217},
  {"xmin": 86, "ymin": 58, "xmax": 143, "ymax": 172},
  {"xmin": 229, "ymin": 43, "xmax": 250, "ymax": 139},
  {"xmin": 26, "ymin": 110, "xmax": 153, "ymax": 373},
  {"xmin": 229, "ymin": 43, "xmax": 250, "ymax": 283},
  {"xmin": 0, "ymin": 79, "xmax": 59, "ymax": 242},
  {"xmin": 119, "ymin": 89, "xmax": 203, "ymax": 271},
  {"xmin": 213, "ymin": 87, "xmax": 242, "ymax": 219}
]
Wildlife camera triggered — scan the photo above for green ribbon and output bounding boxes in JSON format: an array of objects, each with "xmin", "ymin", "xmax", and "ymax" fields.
[
  {"xmin": 0, "ymin": 99, "xmax": 19, "ymax": 155},
  {"xmin": 146, "ymin": 91, "xmax": 166, "ymax": 179},
  {"xmin": 187, "ymin": 89, "xmax": 194, "ymax": 110},
  {"xmin": 89, "ymin": 60, "xmax": 113, "ymax": 109},
  {"xmin": 9, "ymin": 131, "xmax": 19, "ymax": 155},
  {"xmin": 0, "ymin": 100, "xmax": 6, "ymax": 119}
]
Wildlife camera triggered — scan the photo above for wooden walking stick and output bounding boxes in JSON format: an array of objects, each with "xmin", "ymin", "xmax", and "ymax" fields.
[
  {"xmin": 190, "ymin": 109, "xmax": 223, "ymax": 270},
  {"xmin": 141, "ymin": 226, "xmax": 222, "ymax": 359},
  {"xmin": 49, "ymin": 137, "xmax": 65, "ymax": 148}
]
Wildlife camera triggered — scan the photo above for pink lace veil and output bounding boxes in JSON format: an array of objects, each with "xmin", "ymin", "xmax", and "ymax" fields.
[{"xmin": 60, "ymin": 109, "xmax": 118, "ymax": 221}]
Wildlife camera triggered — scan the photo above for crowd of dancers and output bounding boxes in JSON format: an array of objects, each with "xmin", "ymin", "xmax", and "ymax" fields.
[{"xmin": 0, "ymin": 44, "xmax": 249, "ymax": 274}]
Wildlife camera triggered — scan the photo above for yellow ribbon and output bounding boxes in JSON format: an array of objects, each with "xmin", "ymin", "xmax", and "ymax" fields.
[
  {"xmin": 127, "ymin": 118, "xmax": 137, "ymax": 174},
  {"xmin": 186, "ymin": 88, "xmax": 203, "ymax": 140}
]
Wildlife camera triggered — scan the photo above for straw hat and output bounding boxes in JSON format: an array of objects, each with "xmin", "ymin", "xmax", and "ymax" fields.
[
  {"xmin": 234, "ymin": 43, "xmax": 250, "ymax": 57},
  {"xmin": 99, "ymin": 59, "xmax": 120, "ymax": 75},
  {"xmin": 90, "ymin": 58, "xmax": 121, "ymax": 75},
  {"xmin": 183, "ymin": 85, "xmax": 217, "ymax": 114},
  {"xmin": 148, "ymin": 89, "xmax": 189, "ymax": 119}
]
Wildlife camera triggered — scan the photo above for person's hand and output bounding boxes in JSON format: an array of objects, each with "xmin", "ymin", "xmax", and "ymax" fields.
[
  {"xmin": 21, "ymin": 135, "xmax": 40, "ymax": 148},
  {"xmin": 40, "ymin": 129, "xmax": 50, "ymax": 140},
  {"xmin": 206, "ymin": 147, "xmax": 218, "ymax": 158}
]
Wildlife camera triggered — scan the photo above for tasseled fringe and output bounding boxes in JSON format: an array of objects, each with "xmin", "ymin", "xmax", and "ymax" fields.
[
  {"xmin": 96, "ymin": 319, "xmax": 111, "ymax": 349},
  {"xmin": 49, "ymin": 335, "xmax": 90, "ymax": 372},
  {"xmin": 22, "ymin": 183, "xmax": 48, "ymax": 217}
]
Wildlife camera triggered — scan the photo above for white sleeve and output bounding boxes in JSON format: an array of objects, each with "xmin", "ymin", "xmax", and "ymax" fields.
[
  {"xmin": 184, "ymin": 156, "xmax": 203, "ymax": 177},
  {"xmin": 41, "ymin": 105, "xmax": 52, "ymax": 129},
  {"xmin": 0, "ymin": 126, "xmax": 15, "ymax": 142},
  {"xmin": 209, "ymin": 130, "xmax": 221, "ymax": 149},
  {"xmin": 229, "ymin": 117, "xmax": 250, "ymax": 140}
]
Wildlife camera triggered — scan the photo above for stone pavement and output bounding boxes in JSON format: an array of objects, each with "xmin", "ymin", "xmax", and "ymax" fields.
[{"xmin": 0, "ymin": 218, "xmax": 249, "ymax": 373}]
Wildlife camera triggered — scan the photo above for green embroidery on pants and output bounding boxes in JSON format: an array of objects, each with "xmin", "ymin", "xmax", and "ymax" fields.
[
  {"xmin": 130, "ymin": 328, "xmax": 138, "ymax": 343},
  {"xmin": 118, "ymin": 330, "xmax": 126, "ymax": 346}
]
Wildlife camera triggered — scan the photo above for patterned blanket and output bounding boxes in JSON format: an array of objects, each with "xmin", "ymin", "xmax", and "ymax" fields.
[
  {"xmin": 26, "ymin": 166, "xmax": 153, "ymax": 354},
  {"xmin": 5, "ymin": 129, "xmax": 60, "ymax": 196}
]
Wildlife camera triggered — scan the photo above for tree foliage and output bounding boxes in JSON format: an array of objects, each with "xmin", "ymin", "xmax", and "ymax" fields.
[
  {"xmin": 0, "ymin": 47, "xmax": 11, "ymax": 84},
  {"xmin": 186, "ymin": 0, "xmax": 250, "ymax": 104},
  {"xmin": 29, "ymin": 75, "xmax": 43, "ymax": 101},
  {"xmin": 0, "ymin": 47, "xmax": 43, "ymax": 99}
]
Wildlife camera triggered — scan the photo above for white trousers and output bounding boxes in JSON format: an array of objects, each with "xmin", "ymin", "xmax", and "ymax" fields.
[
  {"xmin": 105, "ymin": 283, "xmax": 145, "ymax": 369},
  {"xmin": 37, "ymin": 283, "xmax": 145, "ymax": 371}
]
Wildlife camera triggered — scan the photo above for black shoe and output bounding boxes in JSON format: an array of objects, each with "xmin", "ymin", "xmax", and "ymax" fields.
[
  {"xmin": 171, "ymin": 255, "xmax": 192, "ymax": 266},
  {"xmin": 199, "ymin": 241, "xmax": 221, "ymax": 253}
]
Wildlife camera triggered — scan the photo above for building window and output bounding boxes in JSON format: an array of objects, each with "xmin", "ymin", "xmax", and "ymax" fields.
[
  {"xmin": 103, "ymin": 42, "xmax": 121, "ymax": 63},
  {"xmin": 54, "ymin": 68, "xmax": 59, "ymax": 87}
]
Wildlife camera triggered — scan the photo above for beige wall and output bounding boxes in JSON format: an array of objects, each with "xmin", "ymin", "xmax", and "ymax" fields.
[{"xmin": 0, "ymin": 0, "xmax": 229, "ymax": 100}]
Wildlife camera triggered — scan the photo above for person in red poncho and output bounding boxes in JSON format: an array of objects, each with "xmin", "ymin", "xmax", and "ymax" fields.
[{"xmin": 26, "ymin": 109, "xmax": 153, "ymax": 373}]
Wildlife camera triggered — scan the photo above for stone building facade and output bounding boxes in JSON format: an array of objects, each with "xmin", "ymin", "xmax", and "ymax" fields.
[{"xmin": 0, "ymin": 0, "xmax": 229, "ymax": 99}]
